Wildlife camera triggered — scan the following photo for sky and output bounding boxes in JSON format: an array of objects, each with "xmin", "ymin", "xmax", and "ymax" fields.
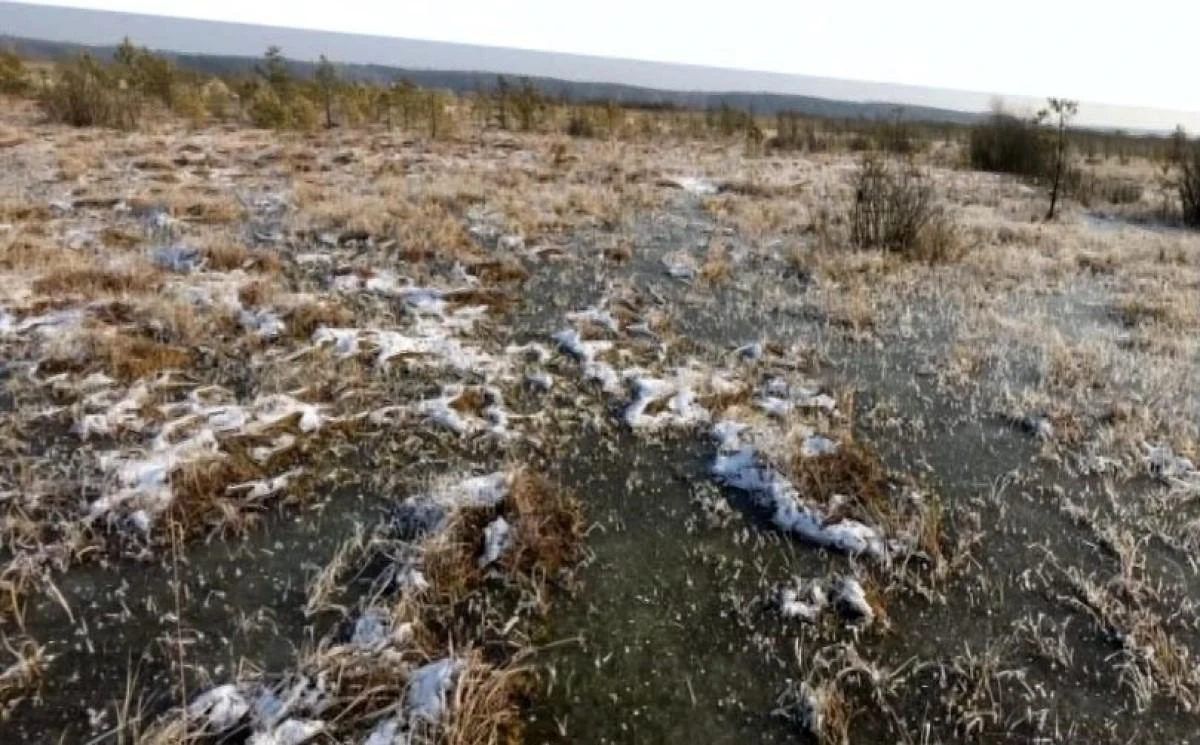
[{"xmin": 4, "ymin": 0, "xmax": 1199, "ymax": 131}]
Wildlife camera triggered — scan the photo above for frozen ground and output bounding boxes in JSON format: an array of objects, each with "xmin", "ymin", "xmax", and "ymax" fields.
[{"xmin": 1, "ymin": 100, "xmax": 1199, "ymax": 743}]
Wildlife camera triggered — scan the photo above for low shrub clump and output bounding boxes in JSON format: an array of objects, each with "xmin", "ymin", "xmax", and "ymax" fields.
[
  {"xmin": 1177, "ymin": 138, "xmax": 1200, "ymax": 227},
  {"xmin": 39, "ymin": 54, "xmax": 142, "ymax": 129},
  {"xmin": 968, "ymin": 111, "xmax": 1050, "ymax": 178},
  {"xmin": 849, "ymin": 155, "xmax": 962, "ymax": 262}
]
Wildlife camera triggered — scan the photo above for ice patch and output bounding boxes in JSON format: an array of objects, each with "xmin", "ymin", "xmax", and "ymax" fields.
[
  {"xmin": 710, "ymin": 429, "xmax": 886, "ymax": 560},
  {"xmin": 479, "ymin": 516, "xmax": 513, "ymax": 568},
  {"xmin": 831, "ymin": 576, "xmax": 874, "ymax": 623},
  {"xmin": 566, "ymin": 306, "xmax": 620, "ymax": 334},
  {"xmin": 1143, "ymin": 442, "xmax": 1197, "ymax": 481},
  {"xmin": 240, "ymin": 308, "xmax": 287, "ymax": 339},
  {"xmin": 665, "ymin": 176, "xmax": 719, "ymax": 195},
  {"xmin": 351, "ymin": 608, "xmax": 392, "ymax": 649},
  {"xmin": 188, "ymin": 684, "xmax": 250, "ymax": 733},
  {"xmin": 623, "ymin": 373, "xmax": 710, "ymax": 431},
  {"xmin": 226, "ymin": 470, "xmax": 301, "ymax": 501},
  {"xmin": 248, "ymin": 719, "xmax": 324, "ymax": 745},
  {"xmin": 552, "ymin": 328, "xmax": 613, "ymax": 364},
  {"xmin": 662, "ymin": 250, "xmax": 698, "ymax": 280},
  {"xmin": 406, "ymin": 658, "xmax": 461, "ymax": 723},
  {"xmin": 363, "ymin": 718, "xmax": 408, "ymax": 745},
  {"xmin": 153, "ymin": 243, "xmax": 204, "ymax": 273},
  {"xmin": 800, "ymin": 435, "xmax": 839, "ymax": 458}
]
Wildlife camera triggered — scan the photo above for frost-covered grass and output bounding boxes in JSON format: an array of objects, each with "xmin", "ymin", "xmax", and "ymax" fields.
[{"xmin": 3, "ymin": 99, "xmax": 1200, "ymax": 744}]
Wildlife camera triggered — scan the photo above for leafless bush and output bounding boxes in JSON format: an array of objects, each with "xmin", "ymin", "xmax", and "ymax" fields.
[
  {"xmin": 850, "ymin": 155, "xmax": 961, "ymax": 261},
  {"xmin": 1178, "ymin": 140, "xmax": 1200, "ymax": 227},
  {"xmin": 39, "ymin": 54, "xmax": 141, "ymax": 129},
  {"xmin": 969, "ymin": 111, "xmax": 1050, "ymax": 178}
]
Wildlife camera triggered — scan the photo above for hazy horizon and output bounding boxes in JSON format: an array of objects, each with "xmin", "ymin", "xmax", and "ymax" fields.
[{"xmin": 2, "ymin": 1, "xmax": 1198, "ymax": 132}]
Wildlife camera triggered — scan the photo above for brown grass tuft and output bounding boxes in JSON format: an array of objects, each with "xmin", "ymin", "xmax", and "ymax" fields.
[
  {"xmin": 101, "ymin": 334, "xmax": 193, "ymax": 382},
  {"xmin": 700, "ymin": 241, "xmax": 733, "ymax": 283},
  {"xmin": 604, "ymin": 240, "xmax": 633, "ymax": 263},
  {"xmin": 284, "ymin": 300, "xmax": 354, "ymax": 340},
  {"xmin": 788, "ymin": 440, "xmax": 892, "ymax": 524},
  {"xmin": 466, "ymin": 258, "xmax": 530, "ymax": 285},
  {"xmin": 202, "ymin": 241, "xmax": 250, "ymax": 271},
  {"xmin": 444, "ymin": 653, "xmax": 532, "ymax": 745},
  {"xmin": 32, "ymin": 266, "xmax": 162, "ymax": 298},
  {"xmin": 503, "ymin": 470, "xmax": 585, "ymax": 579},
  {"xmin": 100, "ymin": 226, "xmax": 142, "ymax": 249},
  {"xmin": 168, "ymin": 451, "xmax": 264, "ymax": 535}
]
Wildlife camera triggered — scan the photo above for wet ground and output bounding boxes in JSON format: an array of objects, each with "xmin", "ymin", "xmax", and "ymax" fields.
[{"xmin": 3, "ymin": 148, "xmax": 1200, "ymax": 745}]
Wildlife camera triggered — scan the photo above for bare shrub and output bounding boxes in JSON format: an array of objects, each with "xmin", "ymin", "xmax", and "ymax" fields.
[
  {"xmin": 565, "ymin": 109, "xmax": 596, "ymax": 138},
  {"xmin": 1178, "ymin": 138, "xmax": 1200, "ymax": 227},
  {"xmin": 969, "ymin": 111, "xmax": 1049, "ymax": 178},
  {"xmin": 0, "ymin": 49, "xmax": 29, "ymax": 95},
  {"xmin": 849, "ymin": 155, "xmax": 961, "ymax": 261},
  {"xmin": 39, "ymin": 54, "xmax": 141, "ymax": 129}
]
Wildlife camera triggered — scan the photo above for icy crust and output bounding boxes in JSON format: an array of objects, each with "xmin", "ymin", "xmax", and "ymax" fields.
[
  {"xmin": 50, "ymin": 272, "xmax": 545, "ymax": 533},
  {"xmin": 710, "ymin": 423, "xmax": 894, "ymax": 560},
  {"xmin": 552, "ymin": 302, "xmax": 904, "ymax": 560},
  {"xmin": 776, "ymin": 575, "xmax": 876, "ymax": 625},
  {"xmin": 82, "ymin": 386, "xmax": 331, "ymax": 529},
  {"xmin": 186, "ymin": 471, "xmax": 515, "ymax": 742}
]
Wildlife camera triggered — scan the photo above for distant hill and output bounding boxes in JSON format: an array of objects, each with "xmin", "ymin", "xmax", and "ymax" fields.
[{"xmin": 0, "ymin": 34, "xmax": 983, "ymax": 125}]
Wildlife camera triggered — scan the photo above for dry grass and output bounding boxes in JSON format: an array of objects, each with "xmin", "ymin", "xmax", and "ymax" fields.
[
  {"xmin": 31, "ymin": 265, "xmax": 162, "ymax": 299},
  {"xmin": 283, "ymin": 299, "xmax": 354, "ymax": 341},
  {"xmin": 130, "ymin": 189, "xmax": 244, "ymax": 225},
  {"xmin": 503, "ymin": 471, "xmax": 585, "ymax": 580},
  {"xmin": 699, "ymin": 240, "xmax": 733, "ymax": 283},
  {"xmin": 788, "ymin": 440, "xmax": 892, "ymax": 524},
  {"xmin": 101, "ymin": 333, "xmax": 193, "ymax": 381},
  {"xmin": 423, "ymin": 470, "xmax": 583, "ymax": 608},
  {"xmin": 444, "ymin": 653, "xmax": 531, "ymax": 745},
  {"xmin": 0, "ymin": 635, "xmax": 47, "ymax": 703},
  {"xmin": 200, "ymin": 241, "xmax": 249, "ymax": 271}
]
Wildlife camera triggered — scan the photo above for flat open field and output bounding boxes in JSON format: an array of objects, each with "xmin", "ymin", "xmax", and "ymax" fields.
[{"xmin": 1, "ymin": 96, "xmax": 1199, "ymax": 744}]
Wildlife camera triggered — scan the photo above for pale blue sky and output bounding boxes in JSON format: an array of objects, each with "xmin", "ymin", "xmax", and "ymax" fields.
[{"xmin": 4, "ymin": 0, "xmax": 1199, "ymax": 130}]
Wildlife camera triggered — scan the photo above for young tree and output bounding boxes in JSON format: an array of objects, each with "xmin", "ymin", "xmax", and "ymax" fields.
[
  {"xmin": 258, "ymin": 46, "xmax": 290, "ymax": 93},
  {"xmin": 494, "ymin": 75, "xmax": 509, "ymax": 130},
  {"xmin": 113, "ymin": 36, "xmax": 138, "ymax": 69},
  {"xmin": 426, "ymin": 89, "xmax": 445, "ymax": 139},
  {"xmin": 1041, "ymin": 97, "xmax": 1078, "ymax": 220},
  {"xmin": 314, "ymin": 54, "xmax": 338, "ymax": 128},
  {"xmin": 511, "ymin": 78, "xmax": 543, "ymax": 131}
]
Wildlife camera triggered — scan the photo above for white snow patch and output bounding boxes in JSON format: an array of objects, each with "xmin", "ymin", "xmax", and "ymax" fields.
[
  {"xmin": 188, "ymin": 684, "xmax": 250, "ymax": 733},
  {"xmin": 248, "ymin": 719, "xmax": 324, "ymax": 745},
  {"xmin": 406, "ymin": 658, "xmax": 461, "ymax": 724},
  {"xmin": 479, "ymin": 516, "xmax": 513, "ymax": 568}
]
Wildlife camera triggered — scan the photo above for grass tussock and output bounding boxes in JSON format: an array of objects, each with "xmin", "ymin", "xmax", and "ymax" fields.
[
  {"xmin": 100, "ymin": 333, "xmax": 193, "ymax": 381},
  {"xmin": 100, "ymin": 226, "xmax": 143, "ymax": 249},
  {"xmin": 424, "ymin": 470, "xmax": 583, "ymax": 607},
  {"xmin": 0, "ymin": 636, "xmax": 47, "ymax": 703},
  {"xmin": 31, "ymin": 265, "xmax": 162, "ymax": 298},
  {"xmin": 284, "ymin": 300, "xmax": 354, "ymax": 340},
  {"xmin": 465, "ymin": 257, "xmax": 530, "ymax": 285},
  {"xmin": 168, "ymin": 452, "xmax": 268, "ymax": 536},
  {"xmin": 700, "ymin": 241, "xmax": 733, "ymax": 283},
  {"xmin": 200, "ymin": 241, "xmax": 250, "ymax": 271},
  {"xmin": 0, "ymin": 199, "xmax": 52, "ymax": 223},
  {"xmin": 788, "ymin": 439, "xmax": 892, "ymax": 524},
  {"xmin": 443, "ymin": 654, "xmax": 532, "ymax": 745},
  {"xmin": 1116, "ymin": 293, "xmax": 1197, "ymax": 330}
]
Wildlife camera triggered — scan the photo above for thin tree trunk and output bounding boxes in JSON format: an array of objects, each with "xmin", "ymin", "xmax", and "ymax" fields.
[{"xmin": 1047, "ymin": 119, "xmax": 1065, "ymax": 220}]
